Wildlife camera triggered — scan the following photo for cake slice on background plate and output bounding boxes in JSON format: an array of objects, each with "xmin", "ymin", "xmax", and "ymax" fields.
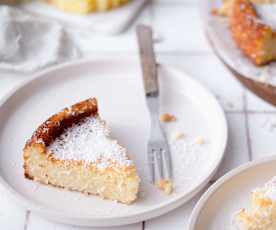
[
  {"xmin": 234, "ymin": 177, "xmax": 276, "ymax": 229},
  {"xmin": 215, "ymin": 0, "xmax": 276, "ymax": 66},
  {"xmin": 230, "ymin": 0, "xmax": 276, "ymax": 66},
  {"xmin": 23, "ymin": 98, "xmax": 140, "ymax": 204}
]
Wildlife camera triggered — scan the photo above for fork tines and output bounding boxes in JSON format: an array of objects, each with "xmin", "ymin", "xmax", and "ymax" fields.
[{"xmin": 148, "ymin": 144, "xmax": 172, "ymax": 184}]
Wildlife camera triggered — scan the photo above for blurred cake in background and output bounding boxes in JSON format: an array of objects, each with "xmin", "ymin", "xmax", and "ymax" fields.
[
  {"xmin": 47, "ymin": 0, "xmax": 131, "ymax": 14},
  {"xmin": 233, "ymin": 177, "xmax": 276, "ymax": 229},
  {"xmin": 215, "ymin": 0, "xmax": 276, "ymax": 66}
]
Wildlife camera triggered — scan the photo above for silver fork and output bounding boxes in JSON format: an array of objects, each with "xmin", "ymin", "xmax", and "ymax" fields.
[{"xmin": 136, "ymin": 24, "xmax": 173, "ymax": 185}]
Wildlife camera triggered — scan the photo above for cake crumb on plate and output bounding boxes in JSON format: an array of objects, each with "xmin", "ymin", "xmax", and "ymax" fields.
[
  {"xmin": 156, "ymin": 179, "xmax": 174, "ymax": 195},
  {"xmin": 160, "ymin": 113, "xmax": 176, "ymax": 122},
  {"xmin": 195, "ymin": 136, "xmax": 205, "ymax": 145},
  {"xmin": 173, "ymin": 132, "xmax": 186, "ymax": 141}
]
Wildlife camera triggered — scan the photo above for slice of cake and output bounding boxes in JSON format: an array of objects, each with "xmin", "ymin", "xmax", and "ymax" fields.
[
  {"xmin": 46, "ymin": 0, "xmax": 130, "ymax": 14},
  {"xmin": 216, "ymin": 0, "xmax": 276, "ymax": 65},
  {"xmin": 230, "ymin": 0, "xmax": 276, "ymax": 66},
  {"xmin": 23, "ymin": 98, "xmax": 140, "ymax": 204},
  {"xmin": 233, "ymin": 177, "xmax": 276, "ymax": 229}
]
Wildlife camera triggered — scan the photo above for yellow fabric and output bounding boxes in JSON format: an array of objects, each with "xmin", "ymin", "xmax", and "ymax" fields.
[{"xmin": 47, "ymin": 0, "xmax": 130, "ymax": 14}]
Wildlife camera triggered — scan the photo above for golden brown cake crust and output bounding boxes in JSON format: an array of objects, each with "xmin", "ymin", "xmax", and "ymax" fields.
[
  {"xmin": 23, "ymin": 98, "xmax": 98, "ymax": 178},
  {"xmin": 230, "ymin": 0, "xmax": 276, "ymax": 65},
  {"xmin": 25, "ymin": 98, "xmax": 98, "ymax": 148}
]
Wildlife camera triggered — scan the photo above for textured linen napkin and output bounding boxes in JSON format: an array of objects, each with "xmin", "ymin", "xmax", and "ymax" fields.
[{"xmin": 0, "ymin": 6, "xmax": 80, "ymax": 72}]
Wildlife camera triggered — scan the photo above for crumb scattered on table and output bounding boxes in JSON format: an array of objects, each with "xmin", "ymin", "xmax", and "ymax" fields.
[
  {"xmin": 156, "ymin": 179, "xmax": 174, "ymax": 195},
  {"xmin": 160, "ymin": 113, "xmax": 176, "ymax": 123}
]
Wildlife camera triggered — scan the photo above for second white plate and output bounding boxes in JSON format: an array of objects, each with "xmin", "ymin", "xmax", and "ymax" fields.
[
  {"xmin": 0, "ymin": 58, "xmax": 227, "ymax": 226},
  {"xmin": 189, "ymin": 156, "xmax": 276, "ymax": 230}
]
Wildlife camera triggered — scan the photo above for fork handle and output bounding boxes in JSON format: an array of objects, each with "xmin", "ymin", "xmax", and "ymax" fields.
[
  {"xmin": 0, "ymin": 0, "xmax": 17, "ymax": 5},
  {"xmin": 136, "ymin": 25, "xmax": 159, "ymax": 96}
]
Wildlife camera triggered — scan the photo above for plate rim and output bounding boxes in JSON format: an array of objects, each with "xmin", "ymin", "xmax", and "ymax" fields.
[
  {"xmin": 188, "ymin": 155, "xmax": 276, "ymax": 230},
  {"xmin": 0, "ymin": 58, "xmax": 228, "ymax": 226}
]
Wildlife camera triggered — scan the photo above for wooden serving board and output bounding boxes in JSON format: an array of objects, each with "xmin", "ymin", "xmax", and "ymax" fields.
[{"xmin": 207, "ymin": 33, "xmax": 276, "ymax": 107}]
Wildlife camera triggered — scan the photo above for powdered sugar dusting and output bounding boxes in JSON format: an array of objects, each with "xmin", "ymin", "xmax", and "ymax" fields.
[
  {"xmin": 47, "ymin": 116, "xmax": 133, "ymax": 169},
  {"xmin": 263, "ymin": 177, "xmax": 276, "ymax": 200},
  {"xmin": 254, "ymin": 176, "xmax": 276, "ymax": 200},
  {"xmin": 167, "ymin": 134, "xmax": 210, "ymax": 192}
]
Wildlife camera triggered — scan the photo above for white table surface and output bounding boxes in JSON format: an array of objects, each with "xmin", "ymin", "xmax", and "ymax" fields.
[{"xmin": 1, "ymin": 0, "xmax": 276, "ymax": 229}]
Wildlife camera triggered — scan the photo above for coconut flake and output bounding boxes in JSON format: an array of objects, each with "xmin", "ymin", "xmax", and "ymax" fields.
[{"xmin": 47, "ymin": 116, "xmax": 133, "ymax": 169}]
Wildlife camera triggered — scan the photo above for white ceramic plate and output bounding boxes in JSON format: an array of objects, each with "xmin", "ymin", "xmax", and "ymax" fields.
[
  {"xmin": 0, "ymin": 58, "xmax": 227, "ymax": 227},
  {"xmin": 20, "ymin": 0, "xmax": 147, "ymax": 34},
  {"xmin": 189, "ymin": 156, "xmax": 276, "ymax": 230}
]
